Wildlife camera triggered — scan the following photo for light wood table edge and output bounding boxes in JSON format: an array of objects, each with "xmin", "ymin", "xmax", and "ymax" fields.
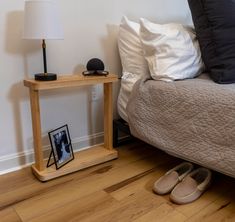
[
  {"xmin": 31, "ymin": 146, "xmax": 118, "ymax": 181},
  {"xmin": 24, "ymin": 74, "xmax": 118, "ymax": 181},
  {"xmin": 23, "ymin": 74, "xmax": 118, "ymax": 91}
]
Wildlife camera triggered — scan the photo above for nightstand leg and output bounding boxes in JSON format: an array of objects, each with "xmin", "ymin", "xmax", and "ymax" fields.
[
  {"xmin": 29, "ymin": 89, "xmax": 44, "ymax": 171},
  {"xmin": 104, "ymin": 82, "xmax": 113, "ymax": 150}
]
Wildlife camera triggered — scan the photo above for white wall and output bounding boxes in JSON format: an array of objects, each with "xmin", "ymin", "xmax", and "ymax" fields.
[{"xmin": 0, "ymin": 0, "xmax": 193, "ymax": 174}]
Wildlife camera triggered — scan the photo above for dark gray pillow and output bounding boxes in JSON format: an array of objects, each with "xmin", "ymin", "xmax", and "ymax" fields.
[{"xmin": 188, "ymin": 0, "xmax": 235, "ymax": 84}]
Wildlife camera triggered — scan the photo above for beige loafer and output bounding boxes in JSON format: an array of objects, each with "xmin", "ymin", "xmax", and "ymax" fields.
[
  {"xmin": 153, "ymin": 162, "xmax": 194, "ymax": 195},
  {"xmin": 170, "ymin": 168, "xmax": 212, "ymax": 205}
]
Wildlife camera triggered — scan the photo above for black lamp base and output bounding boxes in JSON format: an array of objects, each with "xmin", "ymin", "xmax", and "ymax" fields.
[{"xmin": 35, "ymin": 73, "xmax": 57, "ymax": 81}]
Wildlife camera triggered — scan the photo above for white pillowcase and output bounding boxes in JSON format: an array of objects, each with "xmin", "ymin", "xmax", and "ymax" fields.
[
  {"xmin": 139, "ymin": 18, "xmax": 204, "ymax": 82},
  {"xmin": 117, "ymin": 16, "xmax": 149, "ymax": 121}
]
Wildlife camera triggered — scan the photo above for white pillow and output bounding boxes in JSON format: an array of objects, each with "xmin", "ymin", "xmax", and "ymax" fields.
[
  {"xmin": 117, "ymin": 16, "xmax": 149, "ymax": 121},
  {"xmin": 139, "ymin": 18, "xmax": 204, "ymax": 82}
]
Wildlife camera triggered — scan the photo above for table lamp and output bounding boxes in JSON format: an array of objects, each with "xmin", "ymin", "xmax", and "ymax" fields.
[{"xmin": 23, "ymin": 0, "xmax": 64, "ymax": 81}]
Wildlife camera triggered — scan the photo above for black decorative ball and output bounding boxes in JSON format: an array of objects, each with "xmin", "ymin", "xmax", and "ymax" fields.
[{"xmin": 86, "ymin": 58, "xmax": 105, "ymax": 71}]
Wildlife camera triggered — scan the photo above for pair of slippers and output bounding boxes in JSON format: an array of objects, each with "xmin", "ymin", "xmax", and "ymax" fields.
[{"xmin": 153, "ymin": 162, "xmax": 212, "ymax": 204}]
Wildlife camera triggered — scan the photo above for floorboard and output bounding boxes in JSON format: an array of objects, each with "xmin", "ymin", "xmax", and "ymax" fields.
[
  {"xmin": 0, "ymin": 207, "xmax": 22, "ymax": 222},
  {"xmin": 0, "ymin": 141, "xmax": 235, "ymax": 222}
]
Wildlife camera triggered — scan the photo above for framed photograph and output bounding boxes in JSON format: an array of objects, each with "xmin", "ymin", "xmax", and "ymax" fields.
[{"xmin": 48, "ymin": 125, "xmax": 74, "ymax": 169}]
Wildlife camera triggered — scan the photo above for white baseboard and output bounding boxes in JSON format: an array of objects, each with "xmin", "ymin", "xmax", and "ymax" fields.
[{"xmin": 0, "ymin": 132, "xmax": 104, "ymax": 175}]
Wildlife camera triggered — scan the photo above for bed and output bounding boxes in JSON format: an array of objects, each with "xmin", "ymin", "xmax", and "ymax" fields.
[
  {"xmin": 117, "ymin": 73, "xmax": 235, "ymax": 178},
  {"xmin": 117, "ymin": 12, "xmax": 235, "ymax": 178}
]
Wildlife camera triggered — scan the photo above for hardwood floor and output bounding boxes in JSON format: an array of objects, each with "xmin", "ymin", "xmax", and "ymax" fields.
[{"xmin": 1, "ymin": 141, "xmax": 235, "ymax": 222}]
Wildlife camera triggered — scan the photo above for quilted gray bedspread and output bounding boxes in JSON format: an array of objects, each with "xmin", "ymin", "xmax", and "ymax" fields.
[{"xmin": 127, "ymin": 74, "xmax": 235, "ymax": 178}]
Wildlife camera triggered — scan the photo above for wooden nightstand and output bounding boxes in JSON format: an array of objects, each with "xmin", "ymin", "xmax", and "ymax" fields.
[{"xmin": 24, "ymin": 74, "xmax": 118, "ymax": 181}]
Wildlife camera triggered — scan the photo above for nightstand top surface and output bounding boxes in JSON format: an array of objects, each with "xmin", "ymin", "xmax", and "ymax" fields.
[{"xmin": 24, "ymin": 74, "xmax": 118, "ymax": 90}]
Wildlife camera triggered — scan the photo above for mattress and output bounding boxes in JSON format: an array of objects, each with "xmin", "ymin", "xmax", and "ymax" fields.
[{"xmin": 126, "ymin": 74, "xmax": 235, "ymax": 178}]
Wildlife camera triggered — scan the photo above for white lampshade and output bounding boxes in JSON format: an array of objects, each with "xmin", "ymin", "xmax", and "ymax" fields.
[{"xmin": 23, "ymin": 0, "xmax": 64, "ymax": 39}]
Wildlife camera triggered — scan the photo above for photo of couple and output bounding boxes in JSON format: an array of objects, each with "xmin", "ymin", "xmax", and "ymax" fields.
[
  {"xmin": 48, "ymin": 125, "xmax": 74, "ymax": 169},
  {"xmin": 53, "ymin": 130, "xmax": 71, "ymax": 164}
]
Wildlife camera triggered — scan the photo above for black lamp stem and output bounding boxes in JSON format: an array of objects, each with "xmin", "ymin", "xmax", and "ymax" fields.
[
  {"xmin": 42, "ymin": 39, "xmax": 47, "ymax": 74},
  {"xmin": 34, "ymin": 39, "xmax": 57, "ymax": 81}
]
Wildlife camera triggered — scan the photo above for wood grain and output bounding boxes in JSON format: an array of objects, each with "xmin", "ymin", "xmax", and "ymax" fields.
[
  {"xmin": 31, "ymin": 145, "xmax": 118, "ymax": 181},
  {"xmin": 104, "ymin": 82, "xmax": 113, "ymax": 150},
  {"xmin": 24, "ymin": 74, "xmax": 118, "ymax": 181},
  {"xmin": 0, "ymin": 207, "xmax": 22, "ymax": 222},
  {"xmin": 29, "ymin": 89, "xmax": 44, "ymax": 171},
  {"xmin": 24, "ymin": 74, "xmax": 118, "ymax": 90},
  {"xmin": 134, "ymin": 203, "xmax": 186, "ymax": 222},
  {"xmin": 0, "ymin": 141, "xmax": 235, "ymax": 222}
]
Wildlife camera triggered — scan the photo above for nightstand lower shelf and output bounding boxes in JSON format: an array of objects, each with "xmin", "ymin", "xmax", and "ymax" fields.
[{"xmin": 31, "ymin": 145, "xmax": 118, "ymax": 181}]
